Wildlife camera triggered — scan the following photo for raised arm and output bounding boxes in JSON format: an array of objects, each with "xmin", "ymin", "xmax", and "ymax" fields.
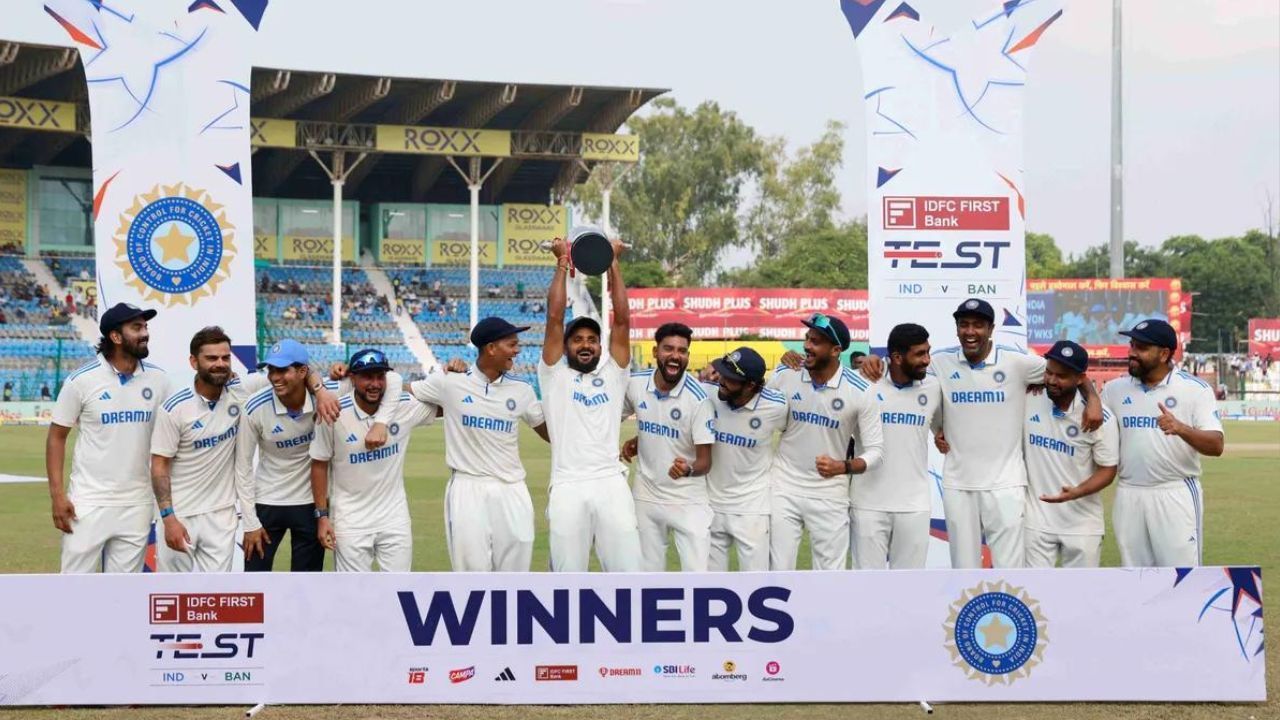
[
  {"xmin": 542, "ymin": 238, "xmax": 570, "ymax": 366},
  {"xmin": 607, "ymin": 238, "xmax": 630, "ymax": 367}
]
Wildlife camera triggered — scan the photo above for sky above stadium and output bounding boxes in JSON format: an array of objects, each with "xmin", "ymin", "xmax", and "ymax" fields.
[{"xmin": 7, "ymin": 0, "xmax": 1278, "ymax": 255}]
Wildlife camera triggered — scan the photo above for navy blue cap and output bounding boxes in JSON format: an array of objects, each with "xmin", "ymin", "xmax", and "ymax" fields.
[
  {"xmin": 1120, "ymin": 318, "xmax": 1178, "ymax": 350},
  {"xmin": 348, "ymin": 348, "xmax": 392, "ymax": 374},
  {"xmin": 711, "ymin": 347, "xmax": 766, "ymax": 385},
  {"xmin": 99, "ymin": 302, "xmax": 157, "ymax": 335},
  {"xmin": 953, "ymin": 298, "xmax": 995, "ymax": 323},
  {"xmin": 471, "ymin": 316, "xmax": 530, "ymax": 349},
  {"xmin": 565, "ymin": 316, "xmax": 602, "ymax": 340},
  {"xmin": 801, "ymin": 313, "xmax": 851, "ymax": 350},
  {"xmin": 257, "ymin": 338, "xmax": 310, "ymax": 369},
  {"xmin": 1044, "ymin": 340, "xmax": 1088, "ymax": 374}
]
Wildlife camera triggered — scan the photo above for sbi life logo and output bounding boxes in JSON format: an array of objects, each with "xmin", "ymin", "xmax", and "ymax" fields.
[{"xmin": 943, "ymin": 580, "xmax": 1047, "ymax": 685}]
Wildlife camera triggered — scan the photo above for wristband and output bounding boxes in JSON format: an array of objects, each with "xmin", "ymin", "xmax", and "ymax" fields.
[
  {"xmin": 314, "ymin": 507, "xmax": 330, "ymax": 519},
  {"xmin": 159, "ymin": 507, "xmax": 175, "ymax": 519},
  {"xmin": 684, "ymin": 463, "xmax": 694, "ymax": 478}
]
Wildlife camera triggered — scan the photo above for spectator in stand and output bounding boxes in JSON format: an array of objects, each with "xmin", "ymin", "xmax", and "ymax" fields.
[
  {"xmin": 0, "ymin": 308, "xmax": 6, "ymax": 325},
  {"xmin": 3, "ymin": 382, "xmax": 13, "ymax": 402},
  {"xmin": 41, "ymin": 382, "xmax": 52, "ymax": 401}
]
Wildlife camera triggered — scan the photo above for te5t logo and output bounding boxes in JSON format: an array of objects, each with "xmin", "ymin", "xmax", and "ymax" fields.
[
  {"xmin": 150, "ymin": 633, "xmax": 264, "ymax": 660},
  {"xmin": 882, "ymin": 240, "xmax": 1011, "ymax": 270}
]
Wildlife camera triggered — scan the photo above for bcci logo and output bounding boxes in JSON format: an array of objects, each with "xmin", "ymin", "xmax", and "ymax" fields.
[
  {"xmin": 115, "ymin": 183, "xmax": 235, "ymax": 306},
  {"xmin": 992, "ymin": 370, "xmax": 1007, "ymax": 385},
  {"xmin": 832, "ymin": 398, "xmax": 845, "ymax": 411},
  {"xmin": 1164, "ymin": 397, "xmax": 1178, "ymax": 409},
  {"xmin": 943, "ymin": 580, "xmax": 1047, "ymax": 685},
  {"xmin": 389, "ymin": 422, "xmax": 401, "ymax": 436},
  {"xmin": 506, "ymin": 398, "xmax": 517, "ymax": 412},
  {"xmin": 142, "ymin": 387, "xmax": 153, "ymax": 401},
  {"xmin": 749, "ymin": 417, "xmax": 762, "ymax": 430},
  {"xmin": 917, "ymin": 393, "xmax": 928, "ymax": 407},
  {"xmin": 1066, "ymin": 425, "xmax": 1080, "ymax": 438}
]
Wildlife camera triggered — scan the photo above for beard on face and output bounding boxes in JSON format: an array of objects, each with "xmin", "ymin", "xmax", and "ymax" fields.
[
  {"xmin": 567, "ymin": 348, "xmax": 600, "ymax": 374},
  {"xmin": 196, "ymin": 365, "xmax": 230, "ymax": 387},
  {"xmin": 122, "ymin": 336, "xmax": 150, "ymax": 360}
]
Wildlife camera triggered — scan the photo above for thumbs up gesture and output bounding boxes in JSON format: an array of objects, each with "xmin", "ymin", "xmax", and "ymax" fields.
[{"xmin": 1156, "ymin": 402, "xmax": 1184, "ymax": 436}]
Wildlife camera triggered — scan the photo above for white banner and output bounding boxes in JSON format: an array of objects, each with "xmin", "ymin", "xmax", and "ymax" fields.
[
  {"xmin": 0, "ymin": 568, "xmax": 1264, "ymax": 705},
  {"xmin": 46, "ymin": 1, "xmax": 267, "ymax": 373}
]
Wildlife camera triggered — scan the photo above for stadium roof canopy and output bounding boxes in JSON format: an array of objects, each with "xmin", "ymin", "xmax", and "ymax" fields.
[{"xmin": 0, "ymin": 40, "xmax": 667, "ymax": 204}]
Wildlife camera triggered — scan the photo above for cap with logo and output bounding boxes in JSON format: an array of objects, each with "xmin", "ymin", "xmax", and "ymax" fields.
[
  {"xmin": 470, "ymin": 316, "xmax": 530, "ymax": 349},
  {"xmin": 565, "ymin": 316, "xmax": 602, "ymax": 340},
  {"xmin": 99, "ymin": 302, "xmax": 157, "ymax": 335},
  {"xmin": 1119, "ymin": 318, "xmax": 1177, "ymax": 350},
  {"xmin": 952, "ymin": 298, "xmax": 995, "ymax": 324},
  {"xmin": 710, "ymin": 347, "xmax": 766, "ymax": 385},
  {"xmin": 257, "ymin": 338, "xmax": 310, "ymax": 369},
  {"xmin": 1043, "ymin": 340, "xmax": 1088, "ymax": 374},
  {"xmin": 800, "ymin": 313, "xmax": 851, "ymax": 350},
  {"xmin": 348, "ymin": 348, "xmax": 392, "ymax": 374}
]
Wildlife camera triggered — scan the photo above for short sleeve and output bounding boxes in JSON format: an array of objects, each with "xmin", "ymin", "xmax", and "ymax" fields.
[
  {"xmin": 521, "ymin": 388, "xmax": 546, "ymax": 428},
  {"xmin": 1191, "ymin": 384, "xmax": 1225, "ymax": 435},
  {"xmin": 309, "ymin": 418, "xmax": 334, "ymax": 461},
  {"xmin": 1093, "ymin": 413, "xmax": 1120, "ymax": 467},
  {"xmin": 691, "ymin": 396, "xmax": 717, "ymax": 445},
  {"xmin": 410, "ymin": 373, "xmax": 447, "ymax": 406},
  {"xmin": 150, "ymin": 407, "xmax": 181, "ymax": 458},
  {"xmin": 51, "ymin": 378, "xmax": 83, "ymax": 428},
  {"xmin": 237, "ymin": 373, "xmax": 271, "ymax": 395},
  {"xmin": 1022, "ymin": 351, "xmax": 1046, "ymax": 386}
]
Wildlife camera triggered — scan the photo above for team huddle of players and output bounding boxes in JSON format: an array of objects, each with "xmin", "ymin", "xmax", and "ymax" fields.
[{"xmin": 45, "ymin": 239, "xmax": 1225, "ymax": 574}]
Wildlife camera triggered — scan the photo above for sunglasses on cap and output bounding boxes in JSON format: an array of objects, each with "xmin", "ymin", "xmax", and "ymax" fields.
[
  {"xmin": 807, "ymin": 313, "xmax": 841, "ymax": 346},
  {"xmin": 351, "ymin": 350, "xmax": 388, "ymax": 368},
  {"xmin": 721, "ymin": 354, "xmax": 748, "ymax": 379}
]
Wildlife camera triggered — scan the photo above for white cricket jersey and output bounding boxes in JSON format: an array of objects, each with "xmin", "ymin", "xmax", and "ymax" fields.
[
  {"xmin": 309, "ymin": 391, "xmax": 437, "ymax": 536},
  {"xmin": 623, "ymin": 370, "xmax": 718, "ymax": 505},
  {"xmin": 51, "ymin": 355, "xmax": 170, "ymax": 506},
  {"xmin": 705, "ymin": 383, "xmax": 789, "ymax": 515},
  {"xmin": 537, "ymin": 356, "xmax": 629, "ymax": 487},
  {"xmin": 931, "ymin": 344, "xmax": 1046, "ymax": 491},
  {"xmin": 767, "ymin": 366, "xmax": 885, "ymax": 501},
  {"xmin": 1023, "ymin": 392, "xmax": 1119, "ymax": 535},
  {"xmin": 852, "ymin": 376, "xmax": 942, "ymax": 513},
  {"xmin": 152, "ymin": 376, "xmax": 265, "ymax": 516},
  {"xmin": 409, "ymin": 369, "xmax": 544, "ymax": 483},
  {"xmin": 1102, "ymin": 370, "xmax": 1224, "ymax": 488}
]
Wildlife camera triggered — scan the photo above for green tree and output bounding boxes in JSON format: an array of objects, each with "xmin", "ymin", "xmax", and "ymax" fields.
[
  {"xmin": 1025, "ymin": 231, "xmax": 1065, "ymax": 278},
  {"xmin": 722, "ymin": 221, "xmax": 869, "ymax": 289},
  {"xmin": 742, "ymin": 120, "xmax": 845, "ymax": 259},
  {"xmin": 573, "ymin": 98, "xmax": 768, "ymax": 285}
]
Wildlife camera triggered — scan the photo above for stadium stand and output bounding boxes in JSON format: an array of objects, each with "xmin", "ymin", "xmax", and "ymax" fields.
[{"xmin": 0, "ymin": 255, "xmax": 92, "ymax": 400}]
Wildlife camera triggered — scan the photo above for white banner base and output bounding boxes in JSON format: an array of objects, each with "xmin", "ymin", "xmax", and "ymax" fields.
[{"xmin": 0, "ymin": 568, "xmax": 1264, "ymax": 705}]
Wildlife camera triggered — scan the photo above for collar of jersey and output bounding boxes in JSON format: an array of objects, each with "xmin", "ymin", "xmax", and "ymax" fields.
[
  {"xmin": 1049, "ymin": 391, "xmax": 1081, "ymax": 421},
  {"xmin": 801, "ymin": 367, "xmax": 842, "ymax": 390},
  {"xmin": 964, "ymin": 343, "xmax": 998, "ymax": 370},
  {"xmin": 100, "ymin": 353, "xmax": 149, "ymax": 385},
  {"xmin": 1133, "ymin": 369, "xmax": 1174, "ymax": 393},
  {"xmin": 191, "ymin": 383, "xmax": 222, "ymax": 409},
  {"xmin": 272, "ymin": 391, "xmax": 314, "ymax": 417},
  {"xmin": 569, "ymin": 356, "xmax": 611, "ymax": 380},
  {"xmin": 646, "ymin": 371, "xmax": 687, "ymax": 398},
  {"xmin": 468, "ymin": 368, "xmax": 508, "ymax": 391}
]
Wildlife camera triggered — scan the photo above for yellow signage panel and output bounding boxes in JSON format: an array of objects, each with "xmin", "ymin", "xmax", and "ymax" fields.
[
  {"xmin": 250, "ymin": 118, "xmax": 297, "ymax": 148},
  {"xmin": 254, "ymin": 233, "xmax": 275, "ymax": 260},
  {"xmin": 581, "ymin": 133, "xmax": 639, "ymax": 162},
  {"xmin": 281, "ymin": 235, "xmax": 356, "ymax": 263},
  {"xmin": 377, "ymin": 125, "xmax": 511, "ymax": 157},
  {"xmin": 0, "ymin": 96, "xmax": 76, "ymax": 132},
  {"xmin": 0, "ymin": 169, "xmax": 26, "ymax": 253},
  {"xmin": 502, "ymin": 203, "xmax": 565, "ymax": 266},
  {"xmin": 430, "ymin": 238, "xmax": 497, "ymax": 266},
  {"xmin": 380, "ymin": 238, "xmax": 426, "ymax": 265}
]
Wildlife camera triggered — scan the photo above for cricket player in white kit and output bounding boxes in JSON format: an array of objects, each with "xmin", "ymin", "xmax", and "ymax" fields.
[
  {"xmin": 851, "ymin": 323, "xmax": 941, "ymax": 570},
  {"xmin": 701, "ymin": 348, "xmax": 788, "ymax": 571},
  {"xmin": 769, "ymin": 313, "xmax": 884, "ymax": 571},
  {"xmin": 619, "ymin": 322, "xmax": 717, "ymax": 572},
  {"xmin": 310, "ymin": 349, "xmax": 439, "ymax": 572},
  {"xmin": 930, "ymin": 298, "xmax": 1103, "ymax": 569},
  {"xmin": 1102, "ymin": 319, "xmax": 1224, "ymax": 567},
  {"xmin": 47, "ymin": 303, "xmax": 168, "ymax": 573},
  {"xmin": 538, "ymin": 236, "xmax": 642, "ymax": 572},
  {"xmin": 411, "ymin": 317, "xmax": 549, "ymax": 572},
  {"xmin": 1023, "ymin": 340, "xmax": 1119, "ymax": 568}
]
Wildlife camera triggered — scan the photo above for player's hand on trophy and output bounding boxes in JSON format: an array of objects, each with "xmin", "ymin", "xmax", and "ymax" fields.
[
  {"xmin": 815, "ymin": 455, "xmax": 847, "ymax": 478},
  {"xmin": 317, "ymin": 516, "xmax": 336, "ymax": 550},
  {"xmin": 620, "ymin": 436, "xmax": 638, "ymax": 463},
  {"xmin": 328, "ymin": 362, "xmax": 349, "ymax": 381},
  {"xmin": 51, "ymin": 493, "xmax": 77, "ymax": 534},
  {"xmin": 934, "ymin": 431, "xmax": 950, "ymax": 454},
  {"xmin": 858, "ymin": 354, "xmax": 885, "ymax": 382},
  {"xmin": 314, "ymin": 386, "xmax": 341, "ymax": 424},
  {"xmin": 549, "ymin": 238, "xmax": 568, "ymax": 260},
  {"xmin": 610, "ymin": 237, "xmax": 627, "ymax": 260},
  {"xmin": 162, "ymin": 515, "xmax": 191, "ymax": 553},
  {"xmin": 364, "ymin": 423, "xmax": 389, "ymax": 450},
  {"xmin": 669, "ymin": 456, "xmax": 692, "ymax": 480},
  {"xmin": 445, "ymin": 358, "xmax": 469, "ymax": 374},
  {"xmin": 780, "ymin": 350, "xmax": 803, "ymax": 371},
  {"xmin": 243, "ymin": 528, "xmax": 270, "ymax": 560}
]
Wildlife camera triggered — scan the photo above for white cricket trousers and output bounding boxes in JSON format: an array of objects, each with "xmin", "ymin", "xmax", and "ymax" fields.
[
  {"xmin": 769, "ymin": 491, "xmax": 850, "ymax": 571},
  {"xmin": 708, "ymin": 511, "xmax": 770, "ymax": 571},
  {"xmin": 335, "ymin": 525, "xmax": 413, "ymax": 572},
  {"xmin": 1023, "ymin": 528, "xmax": 1103, "ymax": 568},
  {"xmin": 156, "ymin": 506, "xmax": 237, "ymax": 573},
  {"xmin": 547, "ymin": 474, "xmax": 642, "ymax": 572},
  {"xmin": 942, "ymin": 486, "xmax": 1026, "ymax": 568},
  {"xmin": 849, "ymin": 508, "xmax": 930, "ymax": 570},
  {"xmin": 61, "ymin": 502, "xmax": 152, "ymax": 573},
  {"xmin": 445, "ymin": 473, "xmax": 535, "ymax": 572},
  {"xmin": 635, "ymin": 500, "xmax": 713, "ymax": 572},
  {"xmin": 1113, "ymin": 479, "xmax": 1203, "ymax": 567}
]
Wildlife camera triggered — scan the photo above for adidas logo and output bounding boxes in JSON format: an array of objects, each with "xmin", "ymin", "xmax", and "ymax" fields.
[
  {"xmin": 876, "ymin": 392, "xmax": 884, "ymax": 402},
  {"xmin": 494, "ymin": 667, "xmax": 516, "ymax": 682},
  {"xmin": 192, "ymin": 420, "xmax": 204, "ymax": 429},
  {"xmin": 1030, "ymin": 414, "xmax": 1040, "ymax": 423},
  {"xmin": 792, "ymin": 392, "xmax": 802, "ymax": 401},
  {"xmin": 950, "ymin": 371, "xmax": 962, "ymax": 380},
  {"xmin": 271, "ymin": 424, "xmax": 284, "ymax": 434},
  {"xmin": 346, "ymin": 433, "xmax": 358, "ymax": 443},
  {"xmin": 99, "ymin": 391, "xmax": 111, "ymax": 401},
  {"xmin": 462, "ymin": 395, "xmax": 475, "ymax": 404},
  {"xmin": 1123, "ymin": 397, "xmax": 1133, "ymax": 405},
  {"xmin": 639, "ymin": 401, "xmax": 648, "ymax": 410}
]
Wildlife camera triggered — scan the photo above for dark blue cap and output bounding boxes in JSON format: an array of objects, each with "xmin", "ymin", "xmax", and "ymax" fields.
[
  {"xmin": 711, "ymin": 347, "xmax": 767, "ymax": 384},
  {"xmin": 471, "ymin": 316, "xmax": 530, "ymax": 349},
  {"xmin": 565, "ymin": 316, "xmax": 602, "ymax": 340},
  {"xmin": 257, "ymin": 338, "xmax": 310, "ymax": 369},
  {"xmin": 801, "ymin": 313, "xmax": 851, "ymax": 350},
  {"xmin": 1044, "ymin": 340, "xmax": 1088, "ymax": 373},
  {"xmin": 99, "ymin": 302, "xmax": 157, "ymax": 335},
  {"xmin": 953, "ymin": 298, "xmax": 995, "ymax": 323},
  {"xmin": 348, "ymin": 348, "xmax": 392, "ymax": 374},
  {"xmin": 1120, "ymin": 318, "xmax": 1177, "ymax": 350}
]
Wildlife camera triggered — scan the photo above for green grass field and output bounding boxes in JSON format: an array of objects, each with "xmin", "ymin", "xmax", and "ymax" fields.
[{"xmin": 0, "ymin": 421, "xmax": 1274, "ymax": 718}]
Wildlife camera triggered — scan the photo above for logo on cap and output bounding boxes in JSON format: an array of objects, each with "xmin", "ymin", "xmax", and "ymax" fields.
[
  {"xmin": 728, "ymin": 351, "xmax": 741, "ymax": 363},
  {"xmin": 1060, "ymin": 347, "xmax": 1074, "ymax": 357},
  {"xmin": 1136, "ymin": 321, "xmax": 1149, "ymax": 330},
  {"xmin": 965, "ymin": 300, "xmax": 979, "ymax": 310}
]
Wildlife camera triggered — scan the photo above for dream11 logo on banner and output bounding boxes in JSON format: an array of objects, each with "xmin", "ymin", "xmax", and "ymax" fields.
[{"xmin": 395, "ymin": 586, "xmax": 794, "ymax": 646}]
